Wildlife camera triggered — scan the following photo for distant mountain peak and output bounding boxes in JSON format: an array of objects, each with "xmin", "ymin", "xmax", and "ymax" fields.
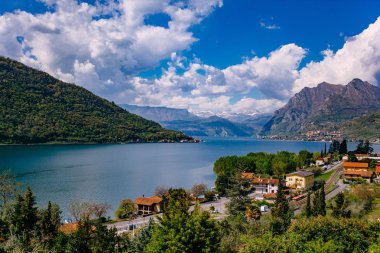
[{"xmin": 262, "ymin": 78, "xmax": 380, "ymax": 136}]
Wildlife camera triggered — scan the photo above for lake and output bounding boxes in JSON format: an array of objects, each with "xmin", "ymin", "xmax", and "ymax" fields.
[{"xmin": 1, "ymin": 138, "xmax": 379, "ymax": 218}]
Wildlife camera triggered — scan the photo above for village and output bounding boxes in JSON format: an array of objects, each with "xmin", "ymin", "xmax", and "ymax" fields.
[{"xmin": 99, "ymin": 148, "xmax": 380, "ymax": 234}]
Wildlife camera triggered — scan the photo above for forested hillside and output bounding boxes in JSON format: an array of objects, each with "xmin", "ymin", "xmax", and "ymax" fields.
[{"xmin": 0, "ymin": 57, "xmax": 191, "ymax": 144}]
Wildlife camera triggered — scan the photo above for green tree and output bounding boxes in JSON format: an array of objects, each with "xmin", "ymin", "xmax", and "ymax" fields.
[
  {"xmin": 0, "ymin": 170, "xmax": 20, "ymax": 216},
  {"xmin": 355, "ymin": 140, "xmax": 374, "ymax": 154},
  {"xmin": 332, "ymin": 192, "xmax": 351, "ymax": 218},
  {"xmin": 38, "ymin": 201, "xmax": 61, "ymax": 243},
  {"xmin": 226, "ymin": 174, "xmax": 251, "ymax": 217},
  {"xmin": 305, "ymin": 191, "xmax": 312, "ymax": 218},
  {"xmin": 115, "ymin": 198, "xmax": 136, "ymax": 219},
  {"xmin": 339, "ymin": 139, "xmax": 348, "ymax": 154},
  {"xmin": 245, "ymin": 202, "xmax": 261, "ymax": 222},
  {"xmin": 131, "ymin": 219, "xmax": 155, "ymax": 253},
  {"xmin": 271, "ymin": 183, "xmax": 291, "ymax": 234},
  {"xmin": 146, "ymin": 189, "xmax": 220, "ymax": 253}
]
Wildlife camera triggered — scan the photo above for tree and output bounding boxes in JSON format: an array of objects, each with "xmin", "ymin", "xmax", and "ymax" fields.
[
  {"xmin": 305, "ymin": 191, "xmax": 312, "ymax": 218},
  {"xmin": 38, "ymin": 201, "xmax": 61, "ymax": 242},
  {"xmin": 329, "ymin": 140, "xmax": 340, "ymax": 153},
  {"xmin": 191, "ymin": 183, "xmax": 208, "ymax": 199},
  {"xmin": 355, "ymin": 140, "xmax": 374, "ymax": 154},
  {"xmin": 131, "ymin": 219, "xmax": 155, "ymax": 253},
  {"xmin": 319, "ymin": 184, "xmax": 326, "ymax": 216},
  {"xmin": 298, "ymin": 150, "xmax": 312, "ymax": 168},
  {"xmin": 332, "ymin": 192, "xmax": 350, "ymax": 218},
  {"xmin": 115, "ymin": 199, "xmax": 136, "ymax": 219},
  {"xmin": 245, "ymin": 202, "xmax": 261, "ymax": 222},
  {"xmin": 226, "ymin": 174, "xmax": 251, "ymax": 217},
  {"xmin": 348, "ymin": 151, "xmax": 358, "ymax": 162},
  {"xmin": 68, "ymin": 201, "xmax": 94, "ymax": 222},
  {"xmin": 155, "ymin": 185, "xmax": 169, "ymax": 197},
  {"xmin": 0, "ymin": 170, "xmax": 20, "ymax": 215},
  {"xmin": 271, "ymin": 182, "xmax": 291, "ymax": 234},
  {"xmin": 90, "ymin": 202, "xmax": 111, "ymax": 219},
  {"xmin": 339, "ymin": 139, "xmax": 348, "ymax": 154},
  {"xmin": 146, "ymin": 190, "xmax": 220, "ymax": 253}
]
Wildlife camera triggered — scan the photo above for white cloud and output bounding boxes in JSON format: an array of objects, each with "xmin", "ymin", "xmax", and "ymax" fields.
[
  {"xmin": 293, "ymin": 16, "xmax": 380, "ymax": 92},
  {"xmin": 0, "ymin": 0, "xmax": 222, "ymax": 95},
  {"xmin": 1, "ymin": 1, "xmax": 380, "ymax": 117},
  {"xmin": 260, "ymin": 21, "xmax": 280, "ymax": 30}
]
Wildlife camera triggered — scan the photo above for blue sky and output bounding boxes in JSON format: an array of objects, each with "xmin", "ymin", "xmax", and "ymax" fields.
[{"xmin": 1, "ymin": 0, "xmax": 380, "ymax": 115}]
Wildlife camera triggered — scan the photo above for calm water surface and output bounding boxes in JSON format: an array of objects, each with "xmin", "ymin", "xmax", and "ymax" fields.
[{"xmin": 1, "ymin": 137, "xmax": 379, "ymax": 217}]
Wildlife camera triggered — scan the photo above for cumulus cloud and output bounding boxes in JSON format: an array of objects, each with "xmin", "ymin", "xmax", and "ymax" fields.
[
  {"xmin": 0, "ymin": 0, "xmax": 222, "ymax": 96},
  {"xmin": 293, "ymin": 16, "xmax": 380, "ymax": 93},
  {"xmin": 1, "ymin": 1, "xmax": 380, "ymax": 117}
]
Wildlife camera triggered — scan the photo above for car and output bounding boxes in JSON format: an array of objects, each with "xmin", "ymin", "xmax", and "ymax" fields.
[{"xmin": 128, "ymin": 224, "xmax": 136, "ymax": 230}]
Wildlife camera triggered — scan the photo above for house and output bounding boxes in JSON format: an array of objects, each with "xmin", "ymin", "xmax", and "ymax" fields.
[
  {"xmin": 343, "ymin": 162, "xmax": 373, "ymax": 181},
  {"xmin": 252, "ymin": 177, "xmax": 279, "ymax": 194},
  {"xmin": 316, "ymin": 158, "xmax": 325, "ymax": 167},
  {"xmin": 134, "ymin": 195, "xmax": 162, "ymax": 215},
  {"xmin": 285, "ymin": 171, "xmax": 314, "ymax": 190},
  {"xmin": 376, "ymin": 163, "xmax": 380, "ymax": 175},
  {"xmin": 355, "ymin": 154, "xmax": 370, "ymax": 161}
]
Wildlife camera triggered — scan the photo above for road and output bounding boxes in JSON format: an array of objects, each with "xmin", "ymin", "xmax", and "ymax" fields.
[{"xmin": 109, "ymin": 162, "xmax": 346, "ymax": 232}]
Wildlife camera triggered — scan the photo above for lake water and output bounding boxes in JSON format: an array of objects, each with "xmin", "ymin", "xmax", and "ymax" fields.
[{"xmin": 1, "ymin": 137, "xmax": 379, "ymax": 218}]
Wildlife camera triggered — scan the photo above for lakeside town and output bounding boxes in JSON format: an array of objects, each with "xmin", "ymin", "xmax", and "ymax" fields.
[{"xmin": 3, "ymin": 139, "xmax": 380, "ymax": 251}]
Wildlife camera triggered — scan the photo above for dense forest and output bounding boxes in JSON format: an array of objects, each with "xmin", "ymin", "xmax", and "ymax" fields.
[{"xmin": 0, "ymin": 57, "xmax": 191, "ymax": 144}]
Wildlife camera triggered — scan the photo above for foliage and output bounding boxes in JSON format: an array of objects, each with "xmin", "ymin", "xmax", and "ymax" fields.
[
  {"xmin": 146, "ymin": 189, "xmax": 221, "ymax": 253},
  {"xmin": 191, "ymin": 183, "xmax": 208, "ymax": 198},
  {"xmin": 0, "ymin": 57, "xmax": 191, "ymax": 144},
  {"xmin": 355, "ymin": 140, "xmax": 374, "ymax": 154},
  {"xmin": 331, "ymin": 192, "xmax": 351, "ymax": 218},
  {"xmin": 0, "ymin": 170, "xmax": 21, "ymax": 216},
  {"xmin": 343, "ymin": 111, "xmax": 380, "ymax": 141},
  {"xmin": 115, "ymin": 199, "xmax": 136, "ymax": 219},
  {"xmin": 270, "ymin": 183, "xmax": 291, "ymax": 235},
  {"xmin": 226, "ymin": 174, "xmax": 251, "ymax": 217},
  {"xmin": 242, "ymin": 216, "xmax": 380, "ymax": 253},
  {"xmin": 213, "ymin": 151, "xmax": 300, "ymax": 194},
  {"xmin": 130, "ymin": 219, "xmax": 155, "ymax": 253}
]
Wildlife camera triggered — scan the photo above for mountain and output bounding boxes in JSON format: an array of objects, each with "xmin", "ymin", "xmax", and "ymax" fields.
[
  {"xmin": 0, "ymin": 57, "xmax": 191, "ymax": 144},
  {"xmin": 342, "ymin": 111, "xmax": 380, "ymax": 142},
  {"xmin": 262, "ymin": 79, "xmax": 380, "ymax": 136},
  {"xmin": 119, "ymin": 104, "xmax": 262, "ymax": 137},
  {"xmin": 162, "ymin": 116, "xmax": 254, "ymax": 137},
  {"xmin": 119, "ymin": 104, "xmax": 200, "ymax": 122}
]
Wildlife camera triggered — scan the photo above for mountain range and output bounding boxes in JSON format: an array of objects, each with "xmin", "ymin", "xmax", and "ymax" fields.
[
  {"xmin": 0, "ymin": 57, "xmax": 191, "ymax": 144},
  {"xmin": 262, "ymin": 79, "xmax": 380, "ymax": 140},
  {"xmin": 120, "ymin": 104, "xmax": 271, "ymax": 137}
]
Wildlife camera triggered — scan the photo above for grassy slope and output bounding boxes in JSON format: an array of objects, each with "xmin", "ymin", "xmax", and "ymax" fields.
[{"xmin": 0, "ymin": 57, "xmax": 190, "ymax": 144}]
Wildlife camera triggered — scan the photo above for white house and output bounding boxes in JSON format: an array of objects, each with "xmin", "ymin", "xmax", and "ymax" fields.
[{"xmin": 252, "ymin": 177, "xmax": 280, "ymax": 194}]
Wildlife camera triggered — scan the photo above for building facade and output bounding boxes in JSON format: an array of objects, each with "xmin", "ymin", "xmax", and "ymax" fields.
[{"xmin": 285, "ymin": 171, "xmax": 314, "ymax": 190}]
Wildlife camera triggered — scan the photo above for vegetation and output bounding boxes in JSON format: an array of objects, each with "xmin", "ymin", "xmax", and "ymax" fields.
[
  {"xmin": 343, "ymin": 111, "xmax": 380, "ymax": 141},
  {"xmin": 213, "ymin": 150, "xmax": 317, "ymax": 194},
  {"xmin": 146, "ymin": 188, "xmax": 221, "ymax": 253},
  {"xmin": 115, "ymin": 199, "xmax": 136, "ymax": 220},
  {"xmin": 0, "ymin": 57, "xmax": 191, "ymax": 144}
]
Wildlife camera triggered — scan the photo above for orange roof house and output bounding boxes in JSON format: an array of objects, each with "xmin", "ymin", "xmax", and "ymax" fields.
[
  {"xmin": 134, "ymin": 195, "xmax": 162, "ymax": 215},
  {"xmin": 376, "ymin": 163, "xmax": 380, "ymax": 175},
  {"xmin": 343, "ymin": 162, "xmax": 372, "ymax": 179}
]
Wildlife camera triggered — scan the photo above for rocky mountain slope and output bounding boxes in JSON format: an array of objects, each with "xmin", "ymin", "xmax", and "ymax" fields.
[
  {"xmin": 262, "ymin": 79, "xmax": 380, "ymax": 136},
  {"xmin": 0, "ymin": 57, "xmax": 191, "ymax": 144},
  {"xmin": 342, "ymin": 111, "xmax": 380, "ymax": 142}
]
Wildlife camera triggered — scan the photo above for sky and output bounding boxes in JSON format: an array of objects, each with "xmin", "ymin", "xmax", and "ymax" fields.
[{"xmin": 1, "ymin": 0, "xmax": 380, "ymax": 116}]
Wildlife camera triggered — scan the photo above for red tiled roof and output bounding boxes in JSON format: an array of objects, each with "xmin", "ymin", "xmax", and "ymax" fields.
[
  {"xmin": 316, "ymin": 158, "xmax": 324, "ymax": 161},
  {"xmin": 252, "ymin": 178, "xmax": 279, "ymax": 185},
  {"xmin": 343, "ymin": 162, "xmax": 369, "ymax": 169},
  {"xmin": 344, "ymin": 170, "xmax": 373, "ymax": 178},
  {"xmin": 241, "ymin": 172, "xmax": 255, "ymax": 179},
  {"xmin": 263, "ymin": 193, "xmax": 277, "ymax": 199},
  {"xmin": 376, "ymin": 164, "xmax": 380, "ymax": 174},
  {"xmin": 134, "ymin": 196, "xmax": 162, "ymax": 206},
  {"xmin": 355, "ymin": 154, "xmax": 370, "ymax": 157}
]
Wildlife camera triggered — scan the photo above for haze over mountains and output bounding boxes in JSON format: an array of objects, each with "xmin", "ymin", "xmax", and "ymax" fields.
[{"xmin": 120, "ymin": 104, "xmax": 271, "ymax": 137}]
